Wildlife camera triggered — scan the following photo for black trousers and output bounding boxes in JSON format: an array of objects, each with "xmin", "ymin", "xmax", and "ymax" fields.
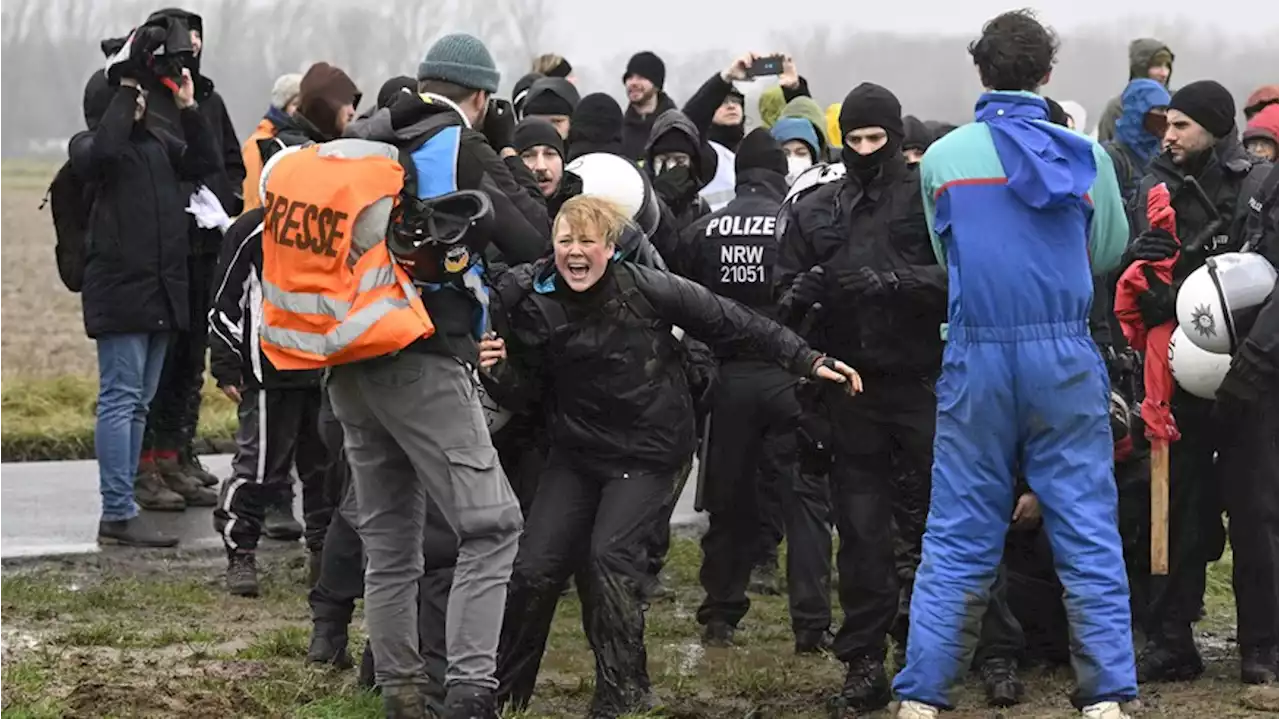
[
  {"xmin": 498, "ymin": 452, "xmax": 677, "ymax": 718},
  {"xmin": 752, "ymin": 431, "xmax": 788, "ymax": 569},
  {"xmin": 493, "ymin": 413, "xmax": 550, "ymax": 516},
  {"xmin": 213, "ymin": 387, "xmax": 329, "ymax": 552},
  {"xmin": 145, "ymin": 251, "xmax": 215, "ymax": 452},
  {"xmin": 973, "ymin": 564, "xmax": 1026, "ymax": 667},
  {"xmin": 696, "ymin": 363, "xmax": 812, "ymax": 629},
  {"xmin": 828, "ymin": 374, "xmax": 936, "ymax": 662}
]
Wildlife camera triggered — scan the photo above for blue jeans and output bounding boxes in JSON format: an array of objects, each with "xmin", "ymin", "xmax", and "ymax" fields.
[{"xmin": 96, "ymin": 333, "xmax": 170, "ymax": 521}]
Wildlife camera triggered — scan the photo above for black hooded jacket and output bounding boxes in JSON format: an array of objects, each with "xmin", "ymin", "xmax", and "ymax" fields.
[
  {"xmin": 682, "ymin": 72, "xmax": 744, "ymax": 152},
  {"xmin": 645, "ymin": 110, "xmax": 715, "ymax": 231},
  {"xmin": 489, "ymin": 260, "xmax": 820, "ymax": 471},
  {"xmin": 776, "ymin": 154, "xmax": 946, "ymax": 377},
  {"xmin": 71, "ymin": 73, "xmax": 221, "ymax": 338},
  {"xmin": 622, "ymin": 92, "xmax": 677, "ymax": 163}
]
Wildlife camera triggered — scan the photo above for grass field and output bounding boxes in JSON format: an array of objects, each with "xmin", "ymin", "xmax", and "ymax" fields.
[{"xmin": 1, "ymin": 540, "xmax": 1274, "ymax": 719}]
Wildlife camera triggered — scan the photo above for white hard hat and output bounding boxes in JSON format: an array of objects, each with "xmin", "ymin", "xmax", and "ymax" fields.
[
  {"xmin": 563, "ymin": 153, "xmax": 660, "ymax": 238},
  {"xmin": 1168, "ymin": 326, "xmax": 1233, "ymax": 399},
  {"xmin": 1176, "ymin": 252, "xmax": 1277, "ymax": 354}
]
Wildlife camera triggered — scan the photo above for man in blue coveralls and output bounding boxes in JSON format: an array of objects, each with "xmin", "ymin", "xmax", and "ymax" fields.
[{"xmin": 892, "ymin": 10, "xmax": 1137, "ymax": 719}]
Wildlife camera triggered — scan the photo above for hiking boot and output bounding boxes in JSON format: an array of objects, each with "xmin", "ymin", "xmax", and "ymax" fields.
[
  {"xmin": 382, "ymin": 684, "xmax": 428, "ymax": 719},
  {"xmin": 97, "ymin": 518, "xmax": 179, "ymax": 548},
  {"xmin": 359, "ymin": 642, "xmax": 377, "ymax": 691},
  {"xmin": 134, "ymin": 463, "xmax": 186, "ymax": 512},
  {"xmin": 263, "ymin": 504, "xmax": 304, "ymax": 541},
  {"xmin": 701, "ymin": 620, "xmax": 736, "ymax": 648},
  {"xmin": 748, "ymin": 561, "xmax": 782, "ymax": 596},
  {"xmin": 226, "ymin": 552, "xmax": 260, "ymax": 597},
  {"xmin": 180, "ymin": 447, "xmax": 219, "ymax": 487},
  {"xmin": 307, "ymin": 621, "xmax": 352, "ymax": 669},
  {"xmin": 896, "ymin": 700, "xmax": 940, "ymax": 719},
  {"xmin": 1081, "ymin": 701, "xmax": 1131, "ymax": 719},
  {"xmin": 838, "ymin": 653, "xmax": 891, "ymax": 711},
  {"xmin": 156, "ymin": 457, "xmax": 217, "ymax": 507},
  {"xmin": 1136, "ymin": 638, "xmax": 1204, "ymax": 683},
  {"xmin": 795, "ymin": 628, "xmax": 834, "ymax": 655},
  {"xmin": 308, "ymin": 549, "xmax": 323, "ymax": 588},
  {"xmin": 979, "ymin": 656, "xmax": 1024, "ymax": 707},
  {"xmin": 1241, "ymin": 645, "xmax": 1279, "ymax": 685},
  {"xmin": 443, "ymin": 684, "xmax": 498, "ymax": 719}
]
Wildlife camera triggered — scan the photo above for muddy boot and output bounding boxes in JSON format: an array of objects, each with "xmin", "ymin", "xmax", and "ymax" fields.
[
  {"xmin": 180, "ymin": 447, "xmax": 219, "ymax": 487},
  {"xmin": 156, "ymin": 456, "xmax": 217, "ymax": 507},
  {"xmin": 1136, "ymin": 635, "xmax": 1204, "ymax": 683},
  {"xmin": 134, "ymin": 462, "xmax": 186, "ymax": 512},
  {"xmin": 97, "ymin": 518, "xmax": 179, "ymax": 548},
  {"xmin": 795, "ymin": 628, "xmax": 834, "ymax": 655},
  {"xmin": 226, "ymin": 551, "xmax": 260, "ymax": 597},
  {"xmin": 264, "ymin": 504, "xmax": 304, "ymax": 541},
  {"xmin": 442, "ymin": 684, "xmax": 498, "ymax": 719},
  {"xmin": 748, "ymin": 561, "xmax": 782, "ymax": 596},
  {"xmin": 382, "ymin": 685, "xmax": 428, "ymax": 719},
  {"xmin": 359, "ymin": 642, "xmax": 377, "ymax": 691},
  {"xmin": 979, "ymin": 656, "xmax": 1024, "ymax": 707},
  {"xmin": 837, "ymin": 653, "xmax": 891, "ymax": 712},
  {"xmin": 1242, "ymin": 645, "xmax": 1279, "ymax": 684},
  {"xmin": 307, "ymin": 620, "xmax": 353, "ymax": 669},
  {"xmin": 701, "ymin": 619, "xmax": 736, "ymax": 648}
]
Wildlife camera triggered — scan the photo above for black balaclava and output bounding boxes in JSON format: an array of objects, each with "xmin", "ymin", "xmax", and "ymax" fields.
[{"xmin": 838, "ymin": 83, "xmax": 904, "ymax": 183}]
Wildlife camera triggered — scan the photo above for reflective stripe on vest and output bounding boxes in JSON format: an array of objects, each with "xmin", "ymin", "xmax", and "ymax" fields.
[{"xmin": 261, "ymin": 264, "xmax": 399, "ymax": 319}]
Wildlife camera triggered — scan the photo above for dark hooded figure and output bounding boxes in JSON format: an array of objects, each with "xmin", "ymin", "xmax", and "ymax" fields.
[
  {"xmin": 522, "ymin": 77, "xmax": 580, "ymax": 139},
  {"xmin": 512, "ymin": 71, "xmax": 544, "ymax": 119},
  {"xmin": 567, "ymin": 93, "xmax": 626, "ymax": 161},
  {"xmin": 135, "ymin": 6, "xmax": 246, "ymax": 505},
  {"xmin": 644, "ymin": 109, "xmax": 717, "ymax": 230},
  {"xmin": 1097, "ymin": 38, "xmax": 1174, "ymax": 142},
  {"xmin": 901, "ymin": 115, "xmax": 933, "ymax": 166},
  {"xmin": 375, "ymin": 75, "xmax": 417, "ymax": 111}
]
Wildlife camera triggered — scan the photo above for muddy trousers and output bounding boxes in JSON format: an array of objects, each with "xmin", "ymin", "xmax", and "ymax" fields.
[
  {"xmin": 213, "ymin": 387, "xmax": 329, "ymax": 553},
  {"xmin": 144, "ymin": 251, "xmax": 215, "ymax": 452},
  {"xmin": 829, "ymin": 375, "xmax": 936, "ymax": 662},
  {"xmin": 697, "ymin": 363, "xmax": 812, "ymax": 631},
  {"xmin": 497, "ymin": 453, "xmax": 678, "ymax": 718},
  {"xmin": 328, "ymin": 352, "xmax": 522, "ymax": 692}
]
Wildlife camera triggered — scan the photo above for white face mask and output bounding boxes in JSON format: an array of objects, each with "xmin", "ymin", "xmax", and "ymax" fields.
[{"xmin": 785, "ymin": 155, "xmax": 814, "ymax": 185}]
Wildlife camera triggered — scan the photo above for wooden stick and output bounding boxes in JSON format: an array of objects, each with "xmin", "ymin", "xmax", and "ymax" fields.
[{"xmin": 1151, "ymin": 438, "xmax": 1170, "ymax": 575}]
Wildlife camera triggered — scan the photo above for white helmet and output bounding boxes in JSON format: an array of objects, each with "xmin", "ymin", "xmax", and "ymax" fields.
[
  {"xmin": 563, "ymin": 153, "xmax": 661, "ymax": 238},
  {"xmin": 1176, "ymin": 251, "xmax": 1277, "ymax": 354},
  {"xmin": 1168, "ymin": 326, "xmax": 1233, "ymax": 399}
]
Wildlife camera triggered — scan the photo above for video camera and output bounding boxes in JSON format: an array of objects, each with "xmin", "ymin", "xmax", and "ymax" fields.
[{"xmin": 101, "ymin": 15, "xmax": 195, "ymax": 92}]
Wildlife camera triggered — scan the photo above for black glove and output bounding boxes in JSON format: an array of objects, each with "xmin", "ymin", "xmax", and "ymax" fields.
[
  {"xmin": 1126, "ymin": 228, "xmax": 1180, "ymax": 264},
  {"xmin": 103, "ymin": 25, "xmax": 167, "ymax": 84},
  {"xmin": 790, "ymin": 267, "xmax": 827, "ymax": 308},
  {"xmin": 388, "ymin": 91, "xmax": 429, "ymax": 131},
  {"xmin": 652, "ymin": 165, "xmax": 698, "ymax": 211},
  {"xmin": 1137, "ymin": 265, "xmax": 1176, "ymax": 328},
  {"xmin": 831, "ymin": 267, "xmax": 897, "ymax": 297},
  {"xmin": 481, "ymin": 98, "xmax": 516, "ymax": 151}
]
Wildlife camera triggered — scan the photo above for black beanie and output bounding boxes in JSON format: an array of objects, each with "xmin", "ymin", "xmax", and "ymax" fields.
[
  {"xmin": 1169, "ymin": 80, "xmax": 1237, "ymax": 139},
  {"xmin": 650, "ymin": 129, "xmax": 697, "ymax": 159},
  {"xmin": 735, "ymin": 128, "xmax": 787, "ymax": 176},
  {"xmin": 512, "ymin": 72, "xmax": 544, "ymax": 118},
  {"xmin": 514, "ymin": 117, "xmax": 565, "ymax": 158},
  {"xmin": 568, "ymin": 93, "xmax": 625, "ymax": 159},
  {"xmin": 623, "ymin": 51, "xmax": 666, "ymax": 89},
  {"xmin": 376, "ymin": 76, "xmax": 417, "ymax": 110},
  {"xmin": 524, "ymin": 77, "xmax": 580, "ymax": 118},
  {"xmin": 838, "ymin": 83, "xmax": 904, "ymax": 143}
]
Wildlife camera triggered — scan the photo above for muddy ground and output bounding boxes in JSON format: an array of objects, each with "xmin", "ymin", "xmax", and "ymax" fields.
[{"xmin": 1, "ymin": 539, "xmax": 1274, "ymax": 719}]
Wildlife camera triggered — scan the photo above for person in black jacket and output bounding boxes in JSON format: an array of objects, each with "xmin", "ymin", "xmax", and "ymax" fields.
[
  {"xmin": 667, "ymin": 129, "xmax": 835, "ymax": 653},
  {"xmin": 73, "ymin": 60, "xmax": 219, "ymax": 547},
  {"xmin": 138, "ymin": 6, "xmax": 245, "ymax": 497},
  {"xmin": 567, "ymin": 93, "xmax": 627, "ymax": 161},
  {"xmin": 644, "ymin": 109, "xmax": 715, "ymax": 232},
  {"xmin": 774, "ymin": 83, "xmax": 947, "ymax": 711},
  {"xmin": 622, "ymin": 51, "xmax": 677, "ymax": 163},
  {"xmin": 490, "ymin": 195, "xmax": 861, "ymax": 719},
  {"xmin": 680, "ymin": 52, "xmax": 807, "ymax": 154},
  {"xmin": 207, "ymin": 209, "xmax": 330, "ymax": 597}
]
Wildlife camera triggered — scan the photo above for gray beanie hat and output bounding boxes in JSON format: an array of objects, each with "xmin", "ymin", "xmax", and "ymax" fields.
[
  {"xmin": 417, "ymin": 33, "xmax": 500, "ymax": 94},
  {"xmin": 271, "ymin": 73, "xmax": 303, "ymax": 110}
]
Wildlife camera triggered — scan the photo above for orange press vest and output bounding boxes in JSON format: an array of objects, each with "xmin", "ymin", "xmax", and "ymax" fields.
[{"xmin": 259, "ymin": 145, "xmax": 434, "ymax": 370}]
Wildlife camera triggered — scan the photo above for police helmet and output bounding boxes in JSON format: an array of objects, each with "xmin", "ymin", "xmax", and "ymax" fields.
[
  {"xmin": 776, "ymin": 162, "xmax": 845, "ymax": 241},
  {"xmin": 387, "ymin": 190, "xmax": 495, "ymax": 284},
  {"xmin": 1176, "ymin": 251, "xmax": 1277, "ymax": 354},
  {"xmin": 562, "ymin": 152, "xmax": 661, "ymax": 239},
  {"xmin": 1169, "ymin": 326, "xmax": 1233, "ymax": 399}
]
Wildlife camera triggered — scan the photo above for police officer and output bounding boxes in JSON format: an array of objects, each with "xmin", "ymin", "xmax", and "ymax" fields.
[
  {"xmin": 666, "ymin": 130, "xmax": 831, "ymax": 651},
  {"xmin": 775, "ymin": 84, "xmax": 946, "ymax": 711},
  {"xmin": 1122, "ymin": 80, "xmax": 1277, "ymax": 685}
]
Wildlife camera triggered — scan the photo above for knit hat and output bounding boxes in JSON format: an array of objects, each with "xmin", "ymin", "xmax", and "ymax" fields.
[
  {"xmin": 838, "ymin": 83, "xmax": 903, "ymax": 141},
  {"xmin": 758, "ymin": 86, "xmax": 786, "ymax": 129},
  {"xmin": 514, "ymin": 117, "xmax": 565, "ymax": 158},
  {"xmin": 417, "ymin": 33, "xmax": 499, "ymax": 93},
  {"xmin": 271, "ymin": 73, "xmax": 303, "ymax": 110},
  {"xmin": 623, "ymin": 51, "xmax": 666, "ymax": 89},
  {"xmin": 650, "ymin": 128, "xmax": 697, "ymax": 159},
  {"xmin": 770, "ymin": 117, "xmax": 821, "ymax": 160},
  {"xmin": 568, "ymin": 92, "xmax": 625, "ymax": 160},
  {"xmin": 735, "ymin": 128, "xmax": 787, "ymax": 176},
  {"xmin": 298, "ymin": 62, "xmax": 361, "ymax": 140},
  {"xmin": 780, "ymin": 97, "xmax": 828, "ymax": 153},
  {"xmin": 512, "ymin": 72, "xmax": 544, "ymax": 118},
  {"xmin": 901, "ymin": 115, "xmax": 932, "ymax": 152},
  {"xmin": 524, "ymin": 77, "xmax": 580, "ymax": 117},
  {"xmin": 1243, "ymin": 103, "xmax": 1279, "ymax": 146},
  {"xmin": 1169, "ymin": 80, "xmax": 1236, "ymax": 139},
  {"xmin": 376, "ymin": 75, "xmax": 416, "ymax": 110}
]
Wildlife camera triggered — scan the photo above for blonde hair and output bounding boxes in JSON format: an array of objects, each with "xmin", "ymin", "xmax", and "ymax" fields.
[
  {"xmin": 532, "ymin": 53, "xmax": 568, "ymax": 76},
  {"xmin": 553, "ymin": 195, "xmax": 632, "ymax": 247}
]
